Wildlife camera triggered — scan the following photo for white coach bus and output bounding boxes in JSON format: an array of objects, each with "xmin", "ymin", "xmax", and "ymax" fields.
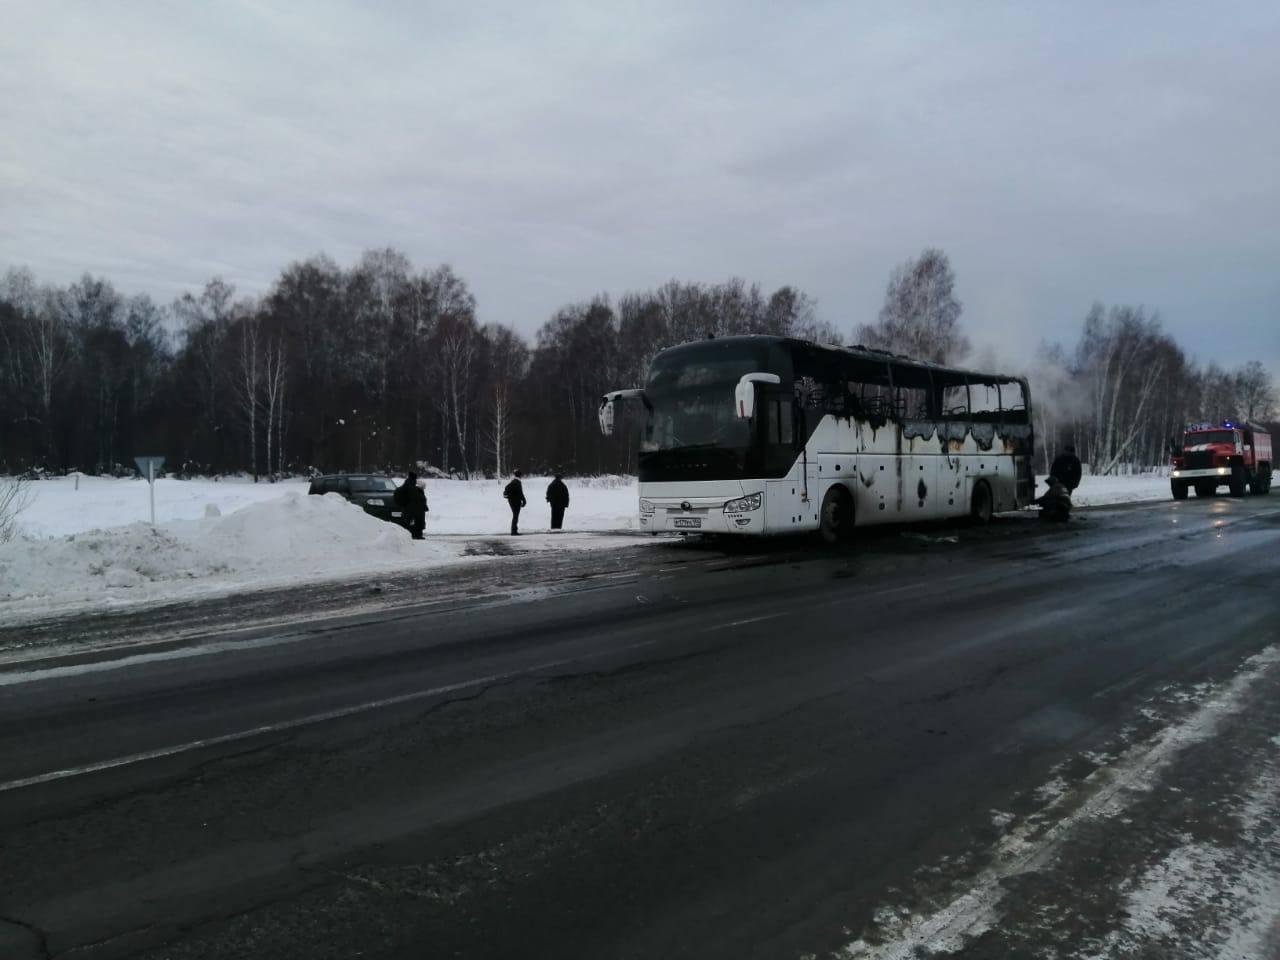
[{"xmin": 599, "ymin": 336, "xmax": 1035, "ymax": 542}]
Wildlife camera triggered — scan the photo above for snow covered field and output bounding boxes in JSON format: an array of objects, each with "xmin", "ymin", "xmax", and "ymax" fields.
[
  {"xmin": 0, "ymin": 471, "xmax": 1174, "ymax": 625},
  {"xmin": 11, "ymin": 473, "xmax": 640, "ymax": 539},
  {"xmin": 0, "ymin": 474, "xmax": 643, "ymax": 624}
]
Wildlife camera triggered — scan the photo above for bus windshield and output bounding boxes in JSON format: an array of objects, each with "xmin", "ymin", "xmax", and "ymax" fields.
[{"xmin": 640, "ymin": 340, "xmax": 792, "ymax": 481}]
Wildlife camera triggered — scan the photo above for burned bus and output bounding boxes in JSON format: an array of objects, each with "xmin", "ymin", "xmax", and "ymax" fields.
[{"xmin": 599, "ymin": 336, "xmax": 1034, "ymax": 541}]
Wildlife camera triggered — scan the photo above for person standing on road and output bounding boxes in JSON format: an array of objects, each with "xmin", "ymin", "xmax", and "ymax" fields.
[
  {"xmin": 1049, "ymin": 445, "xmax": 1083, "ymax": 493},
  {"xmin": 546, "ymin": 473, "xmax": 570, "ymax": 531},
  {"xmin": 503, "ymin": 470, "xmax": 527, "ymax": 535}
]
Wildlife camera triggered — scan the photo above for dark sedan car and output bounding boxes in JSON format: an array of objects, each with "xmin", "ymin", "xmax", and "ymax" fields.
[{"xmin": 307, "ymin": 474, "xmax": 410, "ymax": 529}]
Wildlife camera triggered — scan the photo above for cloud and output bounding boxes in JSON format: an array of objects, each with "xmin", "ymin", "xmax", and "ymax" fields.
[{"xmin": 1, "ymin": 1, "xmax": 1276, "ymax": 375}]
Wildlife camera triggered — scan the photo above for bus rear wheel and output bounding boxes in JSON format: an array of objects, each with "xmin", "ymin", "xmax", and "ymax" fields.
[
  {"xmin": 819, "ymin": 486, "xmax": 854, "ymax": 544},
  {"xmin": 970, "ymin": 481, "xmax": 994, "ymax": 526}
]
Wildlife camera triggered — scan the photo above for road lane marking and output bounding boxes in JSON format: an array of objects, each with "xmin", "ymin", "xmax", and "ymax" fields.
[
  {"xmin": 0, "ymin": 631, "xmax": 319, "ymax": 688},
  {"xmin": 0, "ymin": 639, "xmax": 659, "ymax": 794},
  {"xmin": 702, "ymin": 612, "xmax": 789, "ymax": 632}
]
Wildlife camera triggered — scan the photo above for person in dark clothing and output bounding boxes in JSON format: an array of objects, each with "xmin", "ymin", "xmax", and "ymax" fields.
[
  {"xmin": 546, "ymin": 474, "xmax": 570, "ymax": 531},
  {"xmin": 1036, "ymin": 475, "xmax": 1072, "ymax": 522},
  {"xmin": 1049, "ymin": 445, "xmax": 1083, "ymax": 493},
  {"xmin": 503, "ymin": 470, "xmax": 527, "ymax": 535},
  {"xmin": 396, "ymin": 472, "xmax": 428, "ymax": 539},
  {"xmin": 411, "ymin": 479, "xmax": 428, "ymax": 539}
]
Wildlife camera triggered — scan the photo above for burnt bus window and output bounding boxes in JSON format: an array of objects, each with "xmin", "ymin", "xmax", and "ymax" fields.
[
  {"xmin": 970, "ymin": 381, "xmax": 1002, "ymax": 423},
  {"xmin": 940, "ymin": 384, "xmax": 969, "ymax": 417},
  {"xmin": 887, "ymin": 363, "xmax": 933, "ymax": 420},
  {"xmin": 840, "ymin": 358, "xmax": 893, "ymax": 418},
  {"xmin": 999, "ymin": 381, "xmax": 1029, "ymax": 424}
]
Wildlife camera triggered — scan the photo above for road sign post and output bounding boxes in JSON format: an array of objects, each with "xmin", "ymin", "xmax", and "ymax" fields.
[{"xmin": 134, "ymin": 456, "xmax": 165, "ymax": 525}]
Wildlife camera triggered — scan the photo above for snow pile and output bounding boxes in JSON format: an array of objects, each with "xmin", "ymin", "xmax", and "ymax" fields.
[
  {"xmin": 14, "ymin": 474, "xmax": 313, "ymax": 539},
  {"xmin": 0, "ymin": 493, "xmax": 454, "ymax": 618}
]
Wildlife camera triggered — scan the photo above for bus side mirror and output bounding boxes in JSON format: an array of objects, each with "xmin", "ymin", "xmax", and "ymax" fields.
[
  {"xmin": 598, "ymin": 389, "xmax": 649, "ymax": 436},
  {"xmin": 734, "ymin": 373, "xmax": 781, "ymax": 420}
]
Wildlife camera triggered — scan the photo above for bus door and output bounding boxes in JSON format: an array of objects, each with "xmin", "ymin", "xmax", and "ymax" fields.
[{"xmin": 761, "ymin": 387, "xmax": 811, "ymax": 531}]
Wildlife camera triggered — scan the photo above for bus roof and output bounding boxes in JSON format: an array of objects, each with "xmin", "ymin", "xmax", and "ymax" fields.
[{"xmin": 655, "ymin": 335, "xmax": 1025, "ymax": 385}]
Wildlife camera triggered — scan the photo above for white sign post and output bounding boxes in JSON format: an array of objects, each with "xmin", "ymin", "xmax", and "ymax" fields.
[{"xmin": 134, "ymin": 456, "xmax": 165, "ymax": 525}]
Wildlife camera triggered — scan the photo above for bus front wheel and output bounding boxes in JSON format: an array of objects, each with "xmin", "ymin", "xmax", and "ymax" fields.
[
  {"xmin": 970, "ymin": 481, "xmax": 994, "ymax": 526},
  {"xmin": 819, "ymin": 487, "xmax": 854, "ymax": 544}
]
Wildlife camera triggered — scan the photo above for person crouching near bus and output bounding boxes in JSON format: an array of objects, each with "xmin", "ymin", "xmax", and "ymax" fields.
[{"xmin": 1037, "ymin": 476, "xmax": 1072, "ymax": 523}]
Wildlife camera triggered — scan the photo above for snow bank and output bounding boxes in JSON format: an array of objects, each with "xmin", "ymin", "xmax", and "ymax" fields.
[
  {"xmin": 15, "ymin": 474, "xmax": 312, "ymax": 539},
  {"xmin": 0, "ymin": 493, "xmax": 458, "ymax": 617},
  {"xmin": 0, "ymin": 477, "xmax": 646, "ymax": 624},
  {"xmin": 0, "ymin": 471, "xmax": 1177, "ymax": 625},
  {"xmin": 12, "ymin": 474, "xmax": 639, "ymax": 540},
  {"xmin": 13, "ymin": 470, "xmax": 1169, "ymax": 543},
  {"xmin": 1035, "ymin": 473, "xmax": 1171, "ymax": 507}
]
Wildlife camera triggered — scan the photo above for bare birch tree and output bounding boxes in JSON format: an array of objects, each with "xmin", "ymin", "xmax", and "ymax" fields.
[
  {"xmin": 483, "ymin": 324, "xmax": 529, "ymax": 476},
  {"xmin": 263, "ymin": 335, "xmax": 287, "ymax": 479},
  {"xmin": 237, "ymin": 311, "xmax": 262, "ymax": 480},
  {"xmin": 855, "ymin": 248, "xmax": 970, "ymax": 364},
  {"xmin": 440, "ymin": 325, "xmax": 476, "ymax": 478},
  {"xmin": 1235, "ymin": 361, "xmax": 1276, "ymax": 422}
]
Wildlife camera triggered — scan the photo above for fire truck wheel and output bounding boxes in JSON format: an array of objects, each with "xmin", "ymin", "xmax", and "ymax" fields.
[
  {"xmin": 1194, "ymin": 482, "xmax": 1215, "ymax": 497},
  {"xmin": 1229, "ymin": 471, "xmax": 1247, "ymax": 497},
  {"xmin": 1170, "ymin": 479, "xmax": 1188, "ymax": 500}
]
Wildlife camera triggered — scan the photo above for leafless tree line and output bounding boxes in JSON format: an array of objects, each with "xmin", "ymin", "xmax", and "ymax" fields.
[
  {"xmin": 2, "ymin": 249, "xmax": 1272, "ymax": 480},
  {"xmin": 0, "ymin": 257, "xmax": 832, "ymax": 478}
]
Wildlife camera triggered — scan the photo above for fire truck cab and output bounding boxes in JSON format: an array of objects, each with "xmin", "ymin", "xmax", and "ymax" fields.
[{"xmin": 1170, "ymin": 421, "xmax": 1272, "ymax": 499}]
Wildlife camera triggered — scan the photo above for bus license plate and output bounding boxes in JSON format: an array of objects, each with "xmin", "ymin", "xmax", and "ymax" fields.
[{"xmin": 673, "ymin": 518, "xmax": 701, "ymax": 529}]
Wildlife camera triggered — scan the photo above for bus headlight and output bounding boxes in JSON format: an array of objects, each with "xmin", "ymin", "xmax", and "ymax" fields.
[
  {"xmin": 639, "ymin": 498, "xmax": 656, "ymax": 515},
  {"xmin": 723, "ymin": 493, "xmax": 763, "ymax": 514}
]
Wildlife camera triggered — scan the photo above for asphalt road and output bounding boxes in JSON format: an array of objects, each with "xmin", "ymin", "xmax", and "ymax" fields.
[{"xmin": 1, "ymin": 494, "xmax": 1278, "ymax": 959}]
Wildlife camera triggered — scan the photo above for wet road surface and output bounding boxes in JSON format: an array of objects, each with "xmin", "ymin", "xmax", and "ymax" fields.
[{"xmin": 1, "ymin": 494, "xmax": 1278, "ymax": 959}]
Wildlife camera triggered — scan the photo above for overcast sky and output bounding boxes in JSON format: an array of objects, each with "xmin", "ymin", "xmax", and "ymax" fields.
[{"xmin": 3, "ymin": 1, "xmax": 1277, "ymax": 373}]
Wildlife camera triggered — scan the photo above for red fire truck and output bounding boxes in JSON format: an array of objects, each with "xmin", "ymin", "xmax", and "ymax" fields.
[{"xmin": 1170, "ymin": 422, "xmax": 1272, "ymax": 499}]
